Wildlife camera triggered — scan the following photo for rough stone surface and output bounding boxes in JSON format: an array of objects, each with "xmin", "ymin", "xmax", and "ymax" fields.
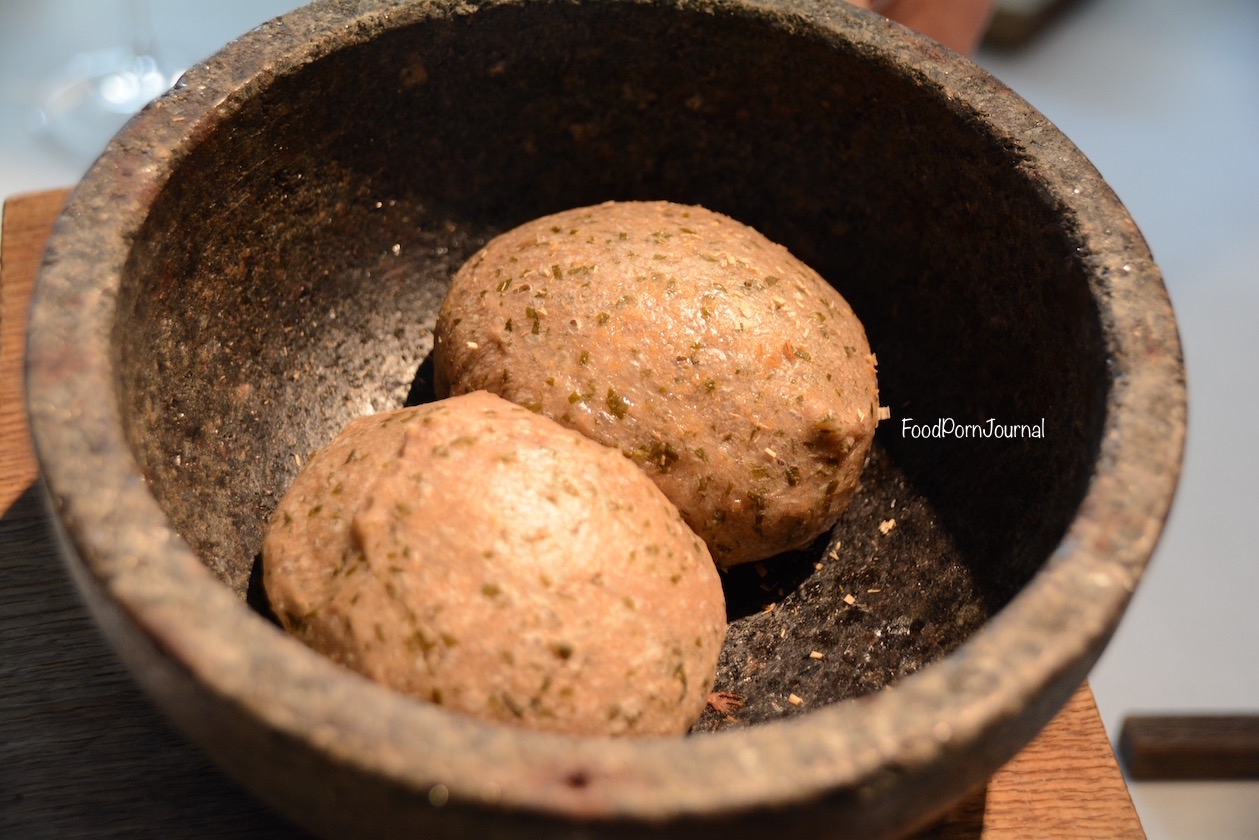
[{"xmin": 25, "ymin": 0, "xmax": 1185, "ymax": 838}]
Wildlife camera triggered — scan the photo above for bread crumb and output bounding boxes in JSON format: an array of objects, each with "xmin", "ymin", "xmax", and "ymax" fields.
[
  {"xmin": 707, "ymin": 691, "xmax": 745, "ymax": 715},
  {"xmin": 809, "ymin": 650, "xmax": 824, "ymax": 660},
  {"xmin": 843, "ymin": 593, "xmax": 857, "ymax": 606},
  {"xmin": 466, "ymin": 341, "xmax": 480, "ymax": 350},
  {"xmin": 879, "ymin": 518, "xmax": 896, "ymax": 535},
  {"xmin": 788, "ymin": 693, "xmax": 803, "ymax": 706}
]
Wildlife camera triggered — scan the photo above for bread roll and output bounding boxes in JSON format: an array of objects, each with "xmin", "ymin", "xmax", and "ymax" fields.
[
  {"xmin": 263, "ymin": 391, "xmax": 726, "ymax": 736},
  {"xmin": 434, "ymin": 201, "xmax": 879, "ymax": 566}
]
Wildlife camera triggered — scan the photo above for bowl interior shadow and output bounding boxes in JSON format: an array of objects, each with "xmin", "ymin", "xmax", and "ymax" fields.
[{"xmin": 114, "ymin": 1, "xmax": 1106, "ymax": 731}]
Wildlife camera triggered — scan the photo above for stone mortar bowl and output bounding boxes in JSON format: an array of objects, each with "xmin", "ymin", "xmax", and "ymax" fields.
[{"xmin": 26, "ymin": 0, "xmax": 1185, "ymax": 837}]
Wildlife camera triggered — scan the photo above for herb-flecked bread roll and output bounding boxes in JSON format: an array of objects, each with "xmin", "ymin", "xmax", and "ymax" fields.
[
  {"xmin": 434, "ymin": 201, "xmax": 879, "ymax": 567},
  {"xmin": 262, "ymin": 390, "xmax": 726, "ymax": 736}
]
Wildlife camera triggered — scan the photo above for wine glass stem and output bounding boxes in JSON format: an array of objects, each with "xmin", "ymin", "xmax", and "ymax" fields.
[{"xmin": 129, "ymin": 0, "xmax": 156, "ymax": 59}]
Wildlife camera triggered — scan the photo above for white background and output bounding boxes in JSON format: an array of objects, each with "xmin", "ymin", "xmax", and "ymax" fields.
[{"xmin": 2, "ymin": 1, "xmax": 1256, "ymax": 837}]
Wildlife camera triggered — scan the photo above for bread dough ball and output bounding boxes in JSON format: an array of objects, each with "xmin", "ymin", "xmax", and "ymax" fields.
[
  {"xmin": 434, "ymin": 201, "xmax": 879, "ymax": 567},
  {"xmin": 263, "ymin": 391, "xmax": 726, "ymax": 736}
]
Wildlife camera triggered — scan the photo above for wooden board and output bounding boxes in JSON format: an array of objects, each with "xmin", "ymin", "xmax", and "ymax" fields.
[{"xmin": 0, "ymin": 190, "xmax": 1145, "ymax": 838}]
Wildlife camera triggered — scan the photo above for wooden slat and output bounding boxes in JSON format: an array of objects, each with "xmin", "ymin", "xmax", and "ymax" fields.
[
  {"xmin": 980, "ymin": 684, "xmax": 1145, "ymax": 837},
  {"xmin": 0, "ymin": 188, "xmax": 69, "ymax": 512},
  {"xmin": 1120, "ymin": 714, "xmax": 1259, "ymax": 780}
]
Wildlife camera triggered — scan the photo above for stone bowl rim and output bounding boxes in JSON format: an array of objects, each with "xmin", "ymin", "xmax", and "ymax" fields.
[{"xmin": 24, "ymin": 0, "xmax": 1185, "ymax": 827}]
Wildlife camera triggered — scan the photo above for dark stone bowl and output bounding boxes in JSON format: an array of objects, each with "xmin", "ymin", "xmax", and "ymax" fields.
[{"xmin": 25, "ymin": 0, "xmax": 1185, "ymax": 837}]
